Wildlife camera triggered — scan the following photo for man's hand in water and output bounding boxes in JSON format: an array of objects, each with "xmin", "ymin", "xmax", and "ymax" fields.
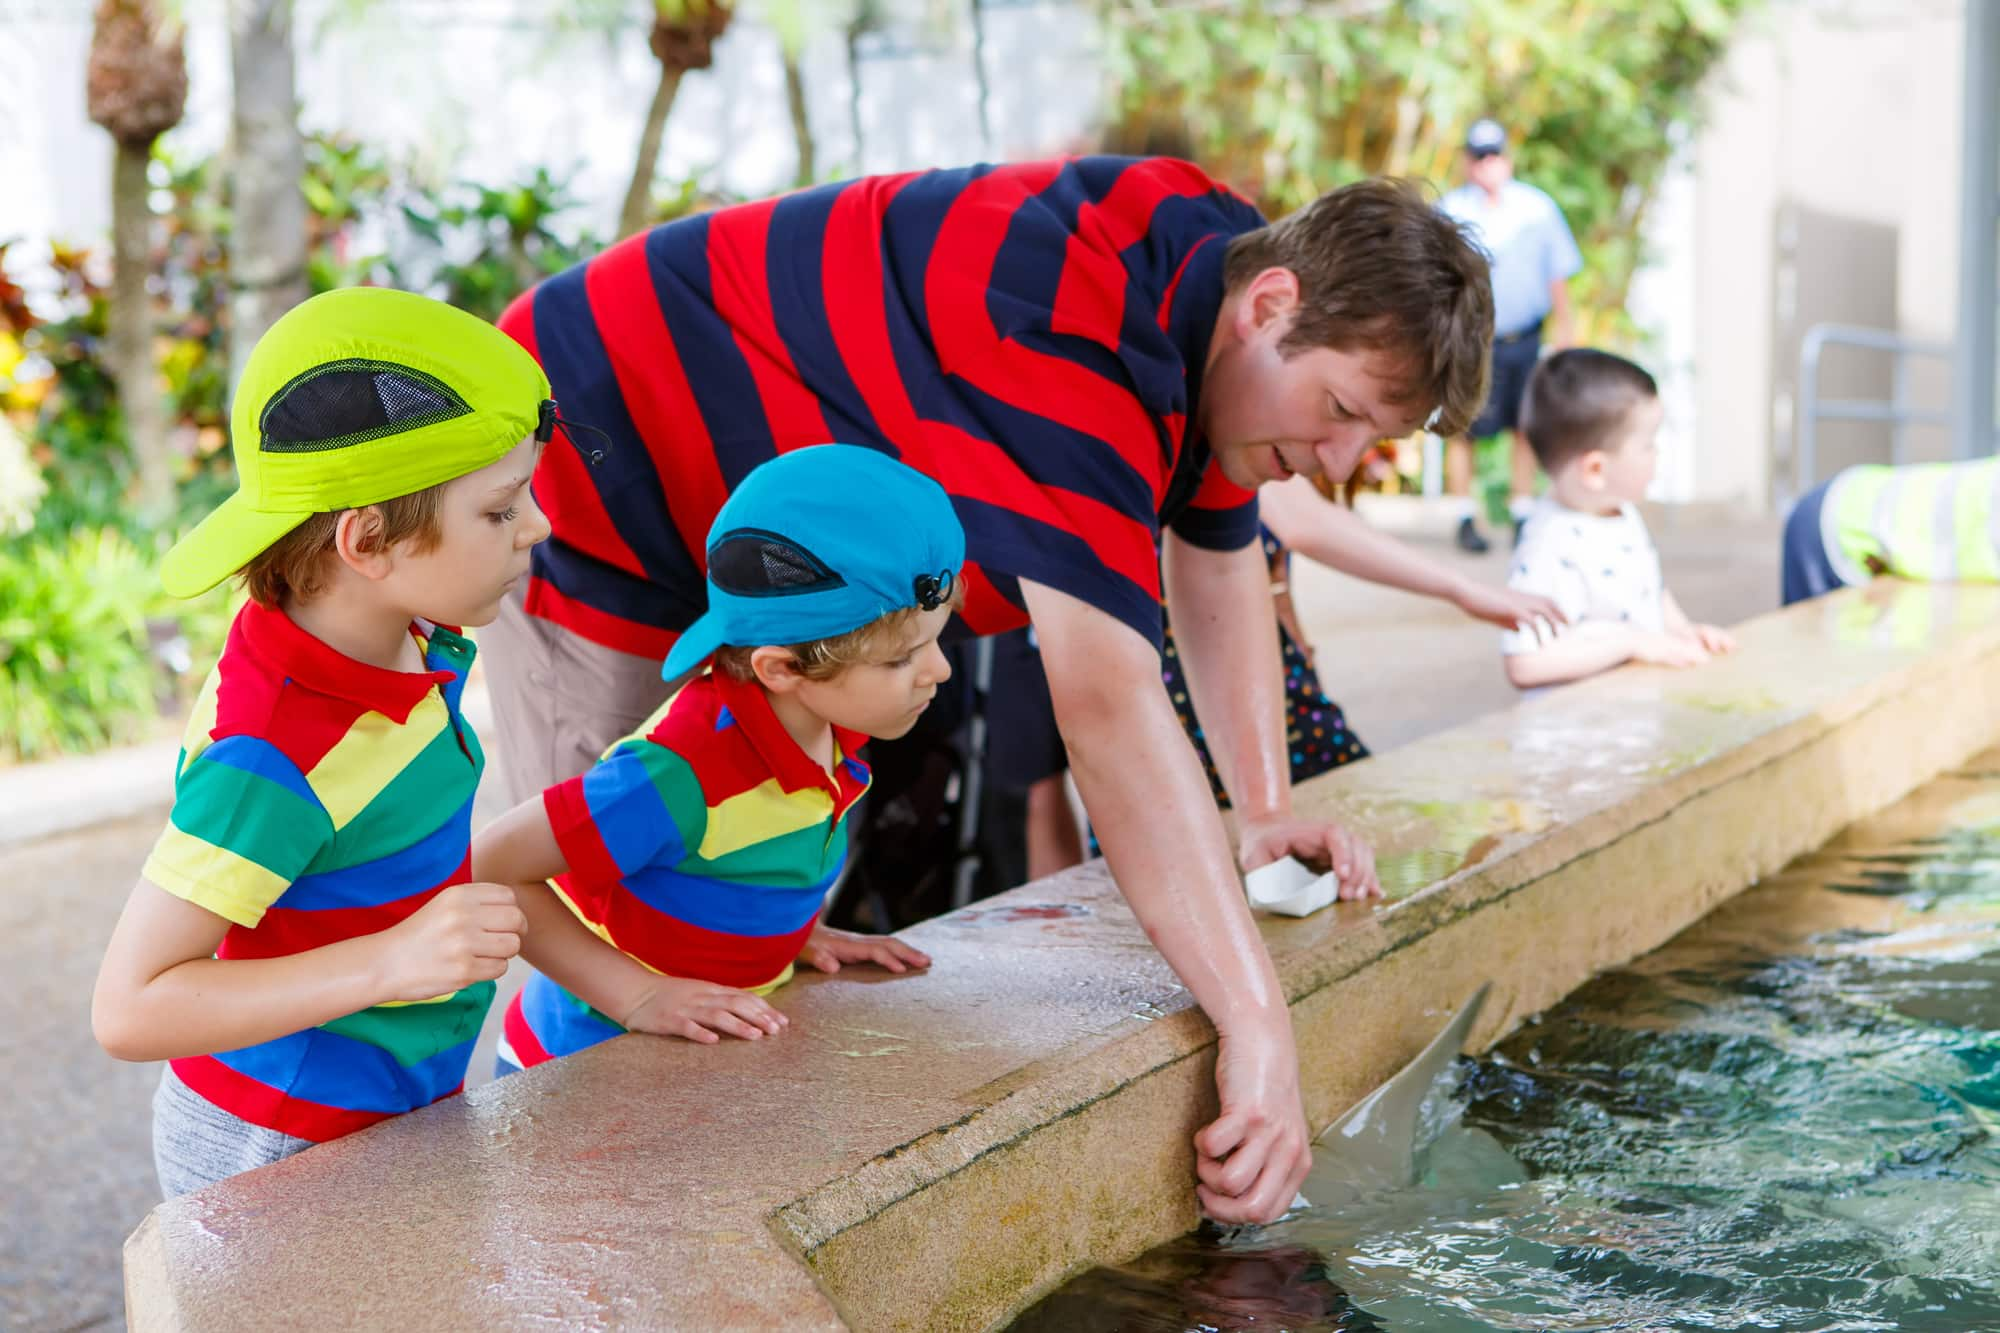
[
  {"xmin": 1196, "ymin": 1015, "xmax": 1313, "ymax": 1224},
  {"xmin": 1237, "ymin": 815, "xmax": 1382, "ymax": 900}
]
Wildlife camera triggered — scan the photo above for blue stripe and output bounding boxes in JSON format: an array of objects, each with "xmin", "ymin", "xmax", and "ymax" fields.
[
  {"xmin": 197, "ymin": 735, "xmax": 319, "ymax": 809},
  {"xmin": 988, "ymin": 159, "xmax": 1105, "ymax": 345},
  {"xmin": 277, "ymin": 799, "xmax": 472, "ymax": 911},
  {"xmin": 645, "ymin": 216, "xmax": 778, "ymax": 490},
  {"xmin": 520, "ymin": 971, "xmax": 624, "ymax": 1059},
  {"xmin": 880, "ymin": 164, "xmax": 989, "ymax": 411},
  {"xmin": 530, "ymin": 535, "xmax": 706, "ymax": 634},
  {"xmin": 765, "ymin": 181, "xmax": 886, "ymax": 445},
  {"xmin": 211, "ymin": 1023, "xmax": 479, "ymax": 1112},
  {"xmin": 623, "ymin": 858, "xmax": 839, "ymax": 936},
  {"xmin": 531, "ymin": 261, "xmax": 706, "ymax": 596},
  {"xmin": 581, "ymin": 747, "xmax": 686, "ymax": 876},
  {"xmin": 955, "ymin": 496, "xmax": 1164, "ymax": 650}
]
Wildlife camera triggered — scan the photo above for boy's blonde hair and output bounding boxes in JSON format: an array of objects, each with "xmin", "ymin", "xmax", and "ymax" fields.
[
  {"xmin": 712, "ymin": 581, "xmax": 966, "ymax": 684},
  {"xmin": 238, "ymin": 484, "xmax": 448, "ymax": 608}
]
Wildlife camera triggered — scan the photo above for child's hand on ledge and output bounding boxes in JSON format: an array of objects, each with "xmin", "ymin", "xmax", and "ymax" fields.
[
  {"xmin": 799, "ymin": 923, "xmax": 932, "ymax": 975},
  {"xmin": 619, "ymin": 976, "xmax": 789, "ymax": 1044},
  {"xmin": 1631, "ymin": 630, "xmax": 1710, "ymax": 669},
  {"xmin": 1691, "ymin": 623, "xmax": 1737, "ymax": 655}
]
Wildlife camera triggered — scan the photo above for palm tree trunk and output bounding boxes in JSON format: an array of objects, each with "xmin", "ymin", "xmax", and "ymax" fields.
[
  {"xmin": 109, "ymin": 138, "xmax": 172, "ymax": 516},
  {"xmin": 227, "ymin": 0, "xmax": 307, "ymax": 396},
  {"xmin": 783, "ymin": 50, "xmax": 814, "ymax": 186},
  {"xmin": 619, "ymin": 63, "xmax": 685, "ymax": 239}
]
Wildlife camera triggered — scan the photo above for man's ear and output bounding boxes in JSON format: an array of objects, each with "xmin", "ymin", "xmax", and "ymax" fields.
[
  {"xmin": 1235, "ymin": 265, "xmax": 1301, "ymax": 340},
  {"xmin": 749, "ymin": 645, "xmax": 805, "ymax": 694},
  {"xmin": 332, "ymin": 506, "xmax": 394, "ymax": 581}
]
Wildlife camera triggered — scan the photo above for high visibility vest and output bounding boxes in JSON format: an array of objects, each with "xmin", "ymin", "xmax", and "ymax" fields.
[{"xmin": 1821, "ymin": 457, "xmax": 2000, "ymax": 586}]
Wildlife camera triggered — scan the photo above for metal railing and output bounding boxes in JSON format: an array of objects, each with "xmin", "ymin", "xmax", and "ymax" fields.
[{"xmin": 1795, "ymin": 323, "xmax": 1953, "ymax": 497}]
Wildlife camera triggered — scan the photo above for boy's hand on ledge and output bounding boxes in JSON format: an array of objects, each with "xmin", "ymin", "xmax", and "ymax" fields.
[
  {"xmin": 1630, "ymin": 630, "xmax": 1710, "ymax": 669},
  {"xmin": 620, "ymin": 977, "xmax": 789, "ymax": 1044},
  {"xmin": 374, "ymin": 882, "xmax": 526, "ymax": 1003},
  {"xmin": 1692, "ymin": 623, "xmax": 1737, "ymax": 655},
  {"xmin": 1237, "ymin": 816, "xmax": 1382, "ymax": 901},
  {"xmin": 800, "ymin": 924, "xmax": 933, "ymax": 975}
]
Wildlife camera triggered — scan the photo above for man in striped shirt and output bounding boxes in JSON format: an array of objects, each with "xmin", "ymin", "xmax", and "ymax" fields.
[{"xmin": 484, "ymin": 157, "xmax": 1495, "ymax": 1224}]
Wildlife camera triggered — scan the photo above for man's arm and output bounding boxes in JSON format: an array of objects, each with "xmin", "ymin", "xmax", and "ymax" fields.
[
  {"xmin": 1159, "ymin": 533, "xmax": 1379, "ymax": 893},
  {"xmin": 1022, "ymin": 575, "xmax": 1310, "ymax": 1225},
  {"xmin": 1547, "ymin": 275, "xmax": 1575, "ymax": 351}
]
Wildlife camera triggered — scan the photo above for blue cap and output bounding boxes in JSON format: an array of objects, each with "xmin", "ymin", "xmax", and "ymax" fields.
[
  {"xmin": 1465, "ymin": 118, "xmax": 1508, "ymax": 155},
  {"xmin": 662, "ymin": 444, "xmax": 966, "ymax": 681}
]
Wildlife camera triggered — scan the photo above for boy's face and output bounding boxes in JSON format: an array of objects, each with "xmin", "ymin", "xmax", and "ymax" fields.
[
  {"xmin": 790, "ymin": 603, "xmax": 956, "ymax": 741},
  {"xmin": 1592, "ymin": 395, "xmax": 1663, "ymax": 506},
  {"xmin": 379, "ymin": 436, "xmax": 549, "ymax": 627}
]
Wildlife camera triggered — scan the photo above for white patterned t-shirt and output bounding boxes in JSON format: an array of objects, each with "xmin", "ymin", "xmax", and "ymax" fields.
[{"xmin": 1500, "ymin": 498, "xmax": 1664, "ymax": 655}]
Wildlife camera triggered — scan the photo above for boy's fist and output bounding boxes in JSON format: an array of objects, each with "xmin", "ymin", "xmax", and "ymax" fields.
[
  {"xmin": 1631, "ymin": 631, "xmax": 1710, "ymax": 669},
  {"xmin": 376, "ymin": 882, "xmax": 526, "ymax": 1003}
]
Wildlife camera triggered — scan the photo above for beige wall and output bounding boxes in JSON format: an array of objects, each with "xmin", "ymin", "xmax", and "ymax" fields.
[{"xmin": 1689, "ymin": 0, "xmax": 1964, "ymax": 509}]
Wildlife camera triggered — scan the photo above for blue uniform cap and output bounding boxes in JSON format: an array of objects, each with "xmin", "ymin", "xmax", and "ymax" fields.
[
  {"xmin": 662, "ymin": 444, "xmax": 967, "ymax": 681},
  {"xmin": 1465, "ymin": 118, "xmax": 1508, "ymax": 156}
]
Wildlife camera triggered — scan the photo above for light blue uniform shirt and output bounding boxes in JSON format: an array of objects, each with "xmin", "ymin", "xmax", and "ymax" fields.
[{"xmin": 1440, "ymin": 180, "xmax": 1582, "ymax": 338}]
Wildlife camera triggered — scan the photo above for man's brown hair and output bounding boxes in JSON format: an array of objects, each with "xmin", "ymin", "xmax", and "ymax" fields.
[
  {"xmin": 238, "ymin": 485, "xmax": 448, "ymax": 608},
  {"xmin": 1223, "ymin": 178, "xmax": 1495, "ymax": 438},
  {"xmin": 1519, "ymin": 348, "xmax": 1658, "ymax": 475},
  {"xmin": 712, "ymin": 581, "xmax": 967, "ymax": 685}
]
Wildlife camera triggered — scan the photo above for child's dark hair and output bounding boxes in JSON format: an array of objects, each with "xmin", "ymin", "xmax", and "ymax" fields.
[{"xmin": 1520, "ymin": 349, "xmax": 1658, "ymax": 474}]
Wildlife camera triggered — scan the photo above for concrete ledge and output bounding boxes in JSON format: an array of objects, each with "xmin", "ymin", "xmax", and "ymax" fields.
[{"xmin": 124, "ymin": 584, "xmax": 2000, "ymax": 1331}]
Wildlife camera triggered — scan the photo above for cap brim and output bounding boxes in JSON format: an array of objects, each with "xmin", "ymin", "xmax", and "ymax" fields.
[
  {"xmin": 661, "ymin": 615, "xmax": 726, "ymax": 683},
  {"xmin": 161, "ymin": 492, "xmax": 313, "ymax": 599}
]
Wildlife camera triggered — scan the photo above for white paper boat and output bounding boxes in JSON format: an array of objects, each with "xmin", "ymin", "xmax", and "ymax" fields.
[{"xmin": 1243, "ymin": 855, "xmax": 1342, "ymax": 917}]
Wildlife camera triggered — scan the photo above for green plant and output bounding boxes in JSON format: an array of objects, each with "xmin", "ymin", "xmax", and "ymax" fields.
[{"xmin": 1100, "ymin": 0, "xmax": 1755, "ymax": 347}]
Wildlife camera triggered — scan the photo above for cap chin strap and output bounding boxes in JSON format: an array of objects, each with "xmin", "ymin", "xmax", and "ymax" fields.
[{"xmin": 535, "ymin": 399, "xmax": 612, "ymax": 465}]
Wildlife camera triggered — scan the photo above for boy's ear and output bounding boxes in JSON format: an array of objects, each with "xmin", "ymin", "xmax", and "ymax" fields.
[
  {"xmin": 332, "ymin": 506, "xmax": 394, "ymax": 580},
  {"xmin": 749, "ymin": 645, "xmax": 806, "ymax": 694},
  {"xmin": 1578, "ymin": 449, "xmax": 1609, "ymax": 487}
]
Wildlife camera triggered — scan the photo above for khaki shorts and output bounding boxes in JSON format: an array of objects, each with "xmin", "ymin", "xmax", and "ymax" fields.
[{"xmin": 480, "ymin": 582, "xmax": 674, "ymax": 806}]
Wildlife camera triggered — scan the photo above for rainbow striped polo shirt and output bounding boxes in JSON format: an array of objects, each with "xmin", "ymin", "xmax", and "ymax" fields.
[
  {"xmin": 499, "ymin": 670, "xmax": 869, "ymax": 1067},
  {"xmin": 139, "ymin": 599, "xmax": 490, "ymax": 1142}
]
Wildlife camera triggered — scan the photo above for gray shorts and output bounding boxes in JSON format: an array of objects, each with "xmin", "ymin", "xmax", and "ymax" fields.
[
  {"xmin": 152, "ymin": 1066, "xmax": 314, "ymax": 1199},
  {"xmin": 479, "ymin": 581, "xmax": 673, "ymax": 805}
]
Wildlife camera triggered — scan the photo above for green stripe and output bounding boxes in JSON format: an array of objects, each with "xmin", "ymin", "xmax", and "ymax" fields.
[
  {"xmin": 321, "ymin": 980, "xmax": 494, "ymax": 1067},
  {"xmin": 171, "ymin": 755, "xmax": 332, "ymax": 880},
  {"xmin": 321, "ymin": 727, "xmax": 480, "ymax": 868},
  {"xmin": 637, "ymin": 743, "xmax": 709, "ymax": 855},
  {"xmin": 681, "ymin": 813, "xmax": 847, "ymax": 885}
]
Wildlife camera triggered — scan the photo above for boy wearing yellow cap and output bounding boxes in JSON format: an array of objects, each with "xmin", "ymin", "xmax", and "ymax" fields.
[{"xmin": 91, "ymin": 288, "xmax": 570, "ymax": 1196}]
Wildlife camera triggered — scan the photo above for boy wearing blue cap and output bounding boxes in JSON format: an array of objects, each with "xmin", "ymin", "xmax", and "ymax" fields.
[{"xmin": 472, "ymin": 445, "xmax": 948, "ymax": 1064}]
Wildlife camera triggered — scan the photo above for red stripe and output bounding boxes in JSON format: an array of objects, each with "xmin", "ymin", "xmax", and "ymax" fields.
[
  {"xmin": 708, "ymin": 199, "xmax": 835, "ymax": 447},
  {"xmin": 600, "ymin": 911, "xmax": 814, "ymax": 991},
  {"xmin": 586, "ymin": 234, "xmax": 730, "ymax": 573},
  {"xmin": 958, "ymin": 565, "xmax": 1028, "ymax": 636},
  {"xmin": 500, "ymin": 287, "xmax": 651, "ymax": 583},
  {"xmin": 503, "ymin": 990, "xmax": 554, "ymax": 1068},
  {"xmin": 220, "ymin": 889, "xmax": 449, "ymax": 962},
  {"xmin": 821, "ymin": 172, "xmax": 925, "ymax": 446},
  {"xmin": 1156, "ymin": 235, "xmax": 1215, "ymax": 331},
  {"xmin": 523, "ymin": 574, "xmax": 680, "ymax": 661},
  {"xmin": 170, "ymin": 1055, "xmax": 402, "ymax": 1143},
  {"xmin": 1049, "ymin": 232, "xmax": 1124, "ymax": 348},
  {"xmin": 650, "ymin": 686, "xmax": 792, "ymax": 805},
  {"xmin": 546, "ymin": 778, "xmax": 624, "ymax": 892},
  {"xmin": 1190, "ymin": 451, "xmax": 1256, "ymax": 511}
]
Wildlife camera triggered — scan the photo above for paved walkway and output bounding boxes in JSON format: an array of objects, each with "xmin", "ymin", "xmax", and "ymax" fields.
[{"xmin": 0, "ymin": 506, "xmax": 1783, "ymax": 1331}]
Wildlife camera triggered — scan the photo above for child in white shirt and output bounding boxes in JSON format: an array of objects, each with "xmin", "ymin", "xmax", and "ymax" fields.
[{"xmin": 1502, "ymin": 349, "xmax": 1735, "ymax": 688}]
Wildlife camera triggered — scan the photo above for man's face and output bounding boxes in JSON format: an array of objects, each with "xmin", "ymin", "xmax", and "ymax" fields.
[
  {"xmin": 1465, "ymin": 150, "xmax": 1512, "ymax": 192},
  {"xmin": 1201, "ymin": 275, "xmax": 1431, "ymax": 490}
]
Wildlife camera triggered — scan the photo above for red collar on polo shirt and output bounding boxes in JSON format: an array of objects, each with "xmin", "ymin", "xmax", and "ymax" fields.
[
  {"xmin": 237, "ymin": 599, "xmax": 461, "ymax": 726},
  {"xmin": 709, "ymin": 668, "xmax": 869, "ymax": 804}
]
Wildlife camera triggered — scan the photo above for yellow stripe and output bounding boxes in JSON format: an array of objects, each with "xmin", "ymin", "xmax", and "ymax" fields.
[
  {"xmin": 306, "ymin": 694, "xmax": 449, "ymax": 830},
  {"xmin": 697, "ymin": 775, "xmax": 832, "ymax": 861},
  {"xmin": 176, "ymin": 671, "xmax": 225, "ymax": 775},
  {"xmin": 141, "ymin": 826, "xmax": 290, "ymax": 928}
]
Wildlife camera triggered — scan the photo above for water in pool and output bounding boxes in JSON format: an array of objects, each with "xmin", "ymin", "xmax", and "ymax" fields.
[{"xmin": 1011, "ymin": 774, "xmax": 2000, "ymax": 1332}]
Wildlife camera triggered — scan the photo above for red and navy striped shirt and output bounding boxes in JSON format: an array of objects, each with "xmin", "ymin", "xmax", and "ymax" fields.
[{"xmin": 499, "ymin": 156, "xmax": 1266, "ymax": 659}]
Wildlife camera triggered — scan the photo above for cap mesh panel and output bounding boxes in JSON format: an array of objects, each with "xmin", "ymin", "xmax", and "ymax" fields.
[
  {"xmin": 708, "ymin": 529, "xmax": 846, "ymax": 598},
  {"xmin": 259, "ymin": 358, "xmax": 472, "ymax": 454}
]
